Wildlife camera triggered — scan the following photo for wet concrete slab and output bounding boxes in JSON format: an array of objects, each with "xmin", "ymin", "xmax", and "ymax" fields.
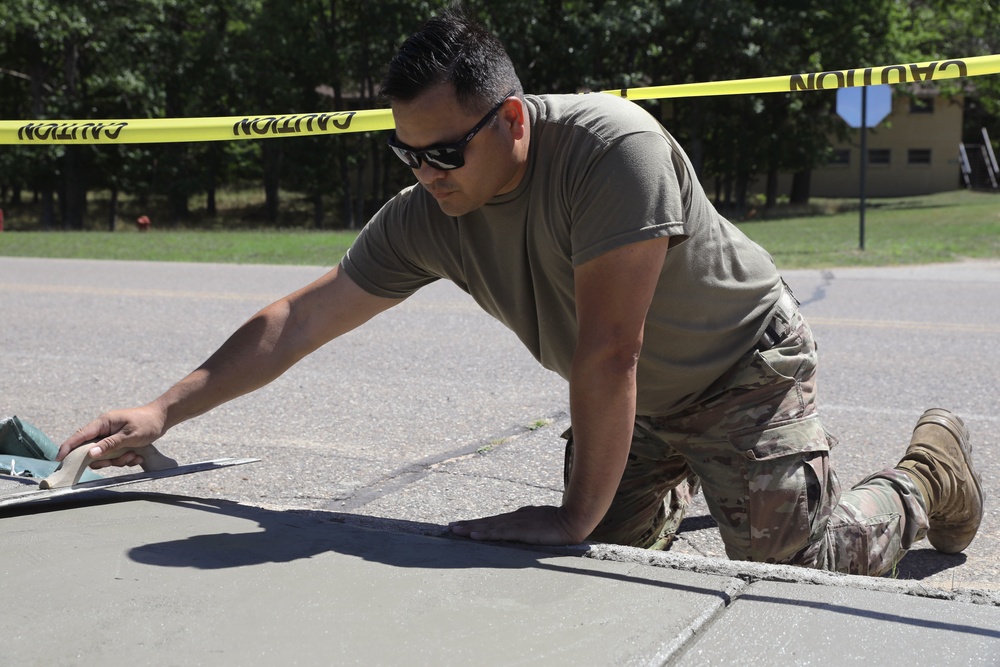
[
  {"xmin": 1, "ymin": 493, "xmax": 742, "ymax": 666},
  {"xmin": 673, "ymin": 579, "xmax": 1000, "ymax": 666},
  {"xmin": 3, "ymin": 258, "xmax": 999, "ymax": 665}
]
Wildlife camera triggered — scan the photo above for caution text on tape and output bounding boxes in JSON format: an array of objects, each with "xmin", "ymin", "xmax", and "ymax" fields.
[{"xmin": 2, "ymin": 54, "xmax": 997, "ymax": 145}]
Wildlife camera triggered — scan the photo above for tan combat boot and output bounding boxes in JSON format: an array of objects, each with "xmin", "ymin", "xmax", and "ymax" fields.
[{"xmin": 896, "ymin": 408, "xmax": 984, "ymax": 553}]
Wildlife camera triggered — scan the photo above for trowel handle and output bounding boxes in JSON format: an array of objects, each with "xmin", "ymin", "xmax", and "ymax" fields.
[{"xmin": 39, "ymin": 444, "xmax": 179, "ymax": 489}]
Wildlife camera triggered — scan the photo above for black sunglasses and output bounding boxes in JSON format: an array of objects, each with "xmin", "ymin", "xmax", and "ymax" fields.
[{"xmin": 387, "ymin": 90, "xmax": 517, "ymax": 171}]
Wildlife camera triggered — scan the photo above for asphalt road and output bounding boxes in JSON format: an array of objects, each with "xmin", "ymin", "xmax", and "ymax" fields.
[{"xmin": 2, "ymin": 255, "xmax": 997, "ymax": 592}]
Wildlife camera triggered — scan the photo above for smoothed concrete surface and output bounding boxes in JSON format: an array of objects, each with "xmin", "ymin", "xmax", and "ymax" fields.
[
  {"xmin": 3, "ymin": 488, "xmax": 998, "ymax": 666},
  {"xmin": 1, "ymin": 493, "xmax": 741, "ymax": 667},
  {"xmin": 3, "ymin": 258, "xmax": 1000, "ymax": 665},
  {"xmin": 674, "ymin": 580, "xmax": 1000, "ymax": 666}
]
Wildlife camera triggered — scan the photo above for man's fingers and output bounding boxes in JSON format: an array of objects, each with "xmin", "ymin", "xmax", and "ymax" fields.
[
  {"xmin": 449, "ymin": 508, "xmax": 523, "ymax": 537},
  {"xmin": 449, "ymin": 522, "xmax": 506, "ymax": 541},
  {"xmin": 90, "ymin": 450, "xmax": 143, "ymax": 469},
  {"xmin": 83, "ymin": 430, "xmax": 149, "ymax": 468},
  {"xmin": 448, "ymin": 506, "xmax": 574, "ymax": 545},
  {"xmin": 447, "ymin": 520, "xmax": 486, "ymax": 538},
  {"xmin": 86, "ymin": 432, "xmax": 122, "ymax": 458},
  {"xmin": 449, "ymin": 516, "xmax": 508, "ymax": 540},
  {"xmin": 57, "ymin": 422, "xmax": 107, "ymax": 461},
  {"xmin": 58, "ymin": 414, "xmax": 149, "ymax": 467},
  {"xmin": 448, "ymin": 521, "xmax": 474, "ymax": 536}
]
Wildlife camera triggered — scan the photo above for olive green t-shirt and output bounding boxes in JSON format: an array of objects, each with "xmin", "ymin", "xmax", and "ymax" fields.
[{"xmin": 342, "ymin": 93, "xmax": 781, "ymax": 416}]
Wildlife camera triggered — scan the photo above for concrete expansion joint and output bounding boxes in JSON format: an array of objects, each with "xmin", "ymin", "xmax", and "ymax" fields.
[
  {"xmin": 575, "ymin": 542, "xmax": 1000, "ymax": 608},
  {"xmin": 288, "ymin": 510, "xmax": 1000, "ymax": 609},
  {"xmin": 329, "ymin": 410, "xmax": 568, "ymax": 511}
]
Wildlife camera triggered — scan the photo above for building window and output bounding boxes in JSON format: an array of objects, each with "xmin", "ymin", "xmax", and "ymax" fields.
[
  {"xmin": 829, "ymin": 149, "xmax": 850, "ymax": 166},
  {"xmin": 908, "ymin": 149, "xmax": 932, "ymax": 165},
  {"xmin": 868, "ymin": 149, "xmax": 891, "ymax": 165},
  {"xmin": 910, "ymin": 97, "xmax": 934, "ymax": 114}
]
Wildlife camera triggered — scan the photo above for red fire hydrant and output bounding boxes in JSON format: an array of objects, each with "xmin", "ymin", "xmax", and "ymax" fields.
[{"xmin": 136, "ymin": 215, "xmax": 151, "ymax": 232}]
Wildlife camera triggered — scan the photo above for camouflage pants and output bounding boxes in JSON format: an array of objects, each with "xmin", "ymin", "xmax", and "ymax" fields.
[{"xmin": 563, "ymin": 290, "xmax": 930, "ymax": 576}]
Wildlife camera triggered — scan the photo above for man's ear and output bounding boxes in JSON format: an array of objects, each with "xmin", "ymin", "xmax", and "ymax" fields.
[{"xmin": 501, "ymin": 96, "xmax": 527, "ymax": 140}]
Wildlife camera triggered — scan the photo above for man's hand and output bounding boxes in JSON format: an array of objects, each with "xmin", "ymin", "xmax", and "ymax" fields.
[
  {"xmin": 449, "ymin": 505, "xmax": 585, "ymax": 545},
  {"xmin": 57, "ymin": 405, "xmax": 168, "ymax": 469}
]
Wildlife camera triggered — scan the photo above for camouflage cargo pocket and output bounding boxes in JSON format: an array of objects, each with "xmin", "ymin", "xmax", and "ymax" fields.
[{"xmin": 726, "ymin": 415, "xmax": 838, "ymax": 564}]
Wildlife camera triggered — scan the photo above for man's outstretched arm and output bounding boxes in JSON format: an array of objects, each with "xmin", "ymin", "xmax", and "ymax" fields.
[
  {"xmin": 449, "ymin": 235, "xmax": 669, "ymax": 544},
  {"xmin": 59, "ymin": 265, "xmax": 402, "ymax": 466}
]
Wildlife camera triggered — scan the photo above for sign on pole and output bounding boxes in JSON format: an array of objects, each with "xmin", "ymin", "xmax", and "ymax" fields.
[{"xmin": 837, "ymin": 85, "xmax": 892, "ymax": 128}]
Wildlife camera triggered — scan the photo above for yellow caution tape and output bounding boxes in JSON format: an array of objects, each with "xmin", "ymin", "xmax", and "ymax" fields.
[
  {"xmin": 602, "ymin": 54, "xmax": 1000, "ymax": 100},
  {"xmin": 2, "ymin": 54, "xmax": 997, "ymax": 145},
  {"xmin": 0, "ymin": 109, "xmax": 395, "ymax": 145}
]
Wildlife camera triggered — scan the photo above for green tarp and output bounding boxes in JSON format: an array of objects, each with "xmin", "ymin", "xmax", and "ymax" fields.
[{"xmin": 0, "ymin": 416, "xmax": 100, "ymax": 481}]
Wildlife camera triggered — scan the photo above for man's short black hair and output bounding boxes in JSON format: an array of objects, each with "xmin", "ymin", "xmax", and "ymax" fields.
[{"xmin": 379, "ymin": 9, "xmax": 523, "ymax": 113}]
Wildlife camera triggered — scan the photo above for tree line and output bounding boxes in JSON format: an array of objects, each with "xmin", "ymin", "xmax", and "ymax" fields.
[{"xmin": 1, "ymin": 0, "xmax": 997, "ymax": 231}]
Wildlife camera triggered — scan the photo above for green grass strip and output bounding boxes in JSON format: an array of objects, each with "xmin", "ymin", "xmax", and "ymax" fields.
[
  {"xmin": 0, "ymin": 229, "xmax": 356, "ymax": 267},
  {"xmin": 1, "ymin": 191, "xmax": 997, "ymax": 270}
]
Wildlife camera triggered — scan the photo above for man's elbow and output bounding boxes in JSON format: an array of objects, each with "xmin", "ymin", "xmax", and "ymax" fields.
[{"xmin": 573, "ymin": 337, "xmax": 643, "ymax": 378}]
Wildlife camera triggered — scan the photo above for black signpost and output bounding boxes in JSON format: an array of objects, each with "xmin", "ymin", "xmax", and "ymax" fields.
[
  {"xmin": 860, "ymin": 88, "xmax": 868, "ymax": 250},
  {"xmin": 836, "ymin": 85, "xmax": 892, "ymax": 250}
]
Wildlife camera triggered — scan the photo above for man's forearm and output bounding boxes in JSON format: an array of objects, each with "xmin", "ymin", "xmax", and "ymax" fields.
[
  {"xmin": 155, "ymin": 266, "xmax": 399, "ymax": 432},
  {"xmin": 561, "ymin": 351, "xmax": 638, "ymax": 541},
  {"xmin": 59, "ymin": 266, "xmax": 400, "ymax": 464},
  {"xmin": 154, "ymin": 298, "xmax": 312, "ymax": 431}
]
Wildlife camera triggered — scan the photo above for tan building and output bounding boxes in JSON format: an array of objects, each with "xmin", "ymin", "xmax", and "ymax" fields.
[{"xmin": 810, "ymin": 90, "xmax": 964, "ymax": 197}]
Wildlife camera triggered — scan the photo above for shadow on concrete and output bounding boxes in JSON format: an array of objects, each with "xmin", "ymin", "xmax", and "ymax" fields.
[
  {"xmin": 122, "ymin": 496, "xmax": 1000, "ymax": 639},
  {"xmin": 0, "ymin": 489, "xmax": 973, "ymax": 591},
  {"xmin": 6, "ymin": 492, "xmax": 735, "ymax": 602},
  {"xmin": 893, "ymin": 547, "xmax": 968, "ymax": 580},
  {"xmin": 677, "ymin": 514, "xmax": 719, "ymax": 532},
  {"xmin": 5, "ymin": 491, "xmax": 996, "ymax": 640}
]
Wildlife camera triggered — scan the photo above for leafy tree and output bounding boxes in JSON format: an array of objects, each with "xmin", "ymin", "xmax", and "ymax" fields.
[
  {"xmin": 2, "ymin": 0, "xmax": 992, "ymax": 229},
  {"xmin": 889, "ymin": 0, "xmax": 1000, "ymax": 149},
  {"xmin": 0, "ymin": 0, "xmax": 89, "ymax": 228}
]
